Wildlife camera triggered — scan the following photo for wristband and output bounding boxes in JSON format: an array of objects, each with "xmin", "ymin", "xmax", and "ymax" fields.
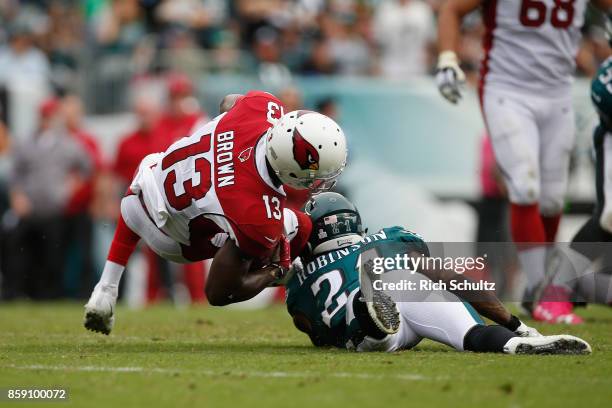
[{"xmin": 504, "ymin": 314, "xmax": 521, "ymax": 332}]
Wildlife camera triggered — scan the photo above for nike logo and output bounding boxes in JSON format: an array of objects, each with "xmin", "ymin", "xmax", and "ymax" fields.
[{"xmin": 264, "ymin": 236, "xmax": 277, "ymax": 243}]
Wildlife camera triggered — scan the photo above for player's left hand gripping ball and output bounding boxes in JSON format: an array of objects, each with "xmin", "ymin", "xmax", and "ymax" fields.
[{"xmin": 436, "ymin": 51, "xmax": 466, "ymax": 104}]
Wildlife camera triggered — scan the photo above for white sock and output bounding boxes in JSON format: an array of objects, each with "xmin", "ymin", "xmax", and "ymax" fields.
[
  {"xmin": 98, "ymin": 261, "xmax": 125, "ymax": 288},
  {"xmin": 518, "ymin": 246, "xmax": 547, "ymax": 291}
]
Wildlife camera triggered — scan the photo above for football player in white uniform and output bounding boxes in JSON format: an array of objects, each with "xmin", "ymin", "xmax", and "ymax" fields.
[
  {"xmin": 436, "ymin": 0, "xmax": 612, "ymax": 322},
  {"xmin": 84, "ymin": 91, "xmax": 347, "ymax": 334},
  {"xmin": 538, "ymin": 52, "xmax": 612, "ymax": 318}
]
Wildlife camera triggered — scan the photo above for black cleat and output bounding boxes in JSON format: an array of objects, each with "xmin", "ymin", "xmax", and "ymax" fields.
[
  {"xmin": 84, "ymin": 311, "xmax": 112, "ymax": 335},
  {"xmin": 367, "ymin": 291, "xmax": 400, "ymax": 335}
]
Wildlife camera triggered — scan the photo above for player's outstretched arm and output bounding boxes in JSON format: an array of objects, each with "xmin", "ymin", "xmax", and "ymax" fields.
[
  {"xmin": 436, "ymin": 0, "xmax": 482, "ymax": 104},
  {"xmin": 205, "ymin": 239, "xmax": 280, "ymax": 306},
  {"xmin": 438, "ymin": 0, "xmax": 482, "ymax": 54}
]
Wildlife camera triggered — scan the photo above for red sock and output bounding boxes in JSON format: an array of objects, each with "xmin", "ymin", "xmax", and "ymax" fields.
[
  {"xmin": 145, "ymin": 248, "xmax": 162, "ymax": 303},
  {"xmin": 541, "ymin": 214, "xmax": 561, "ymax": 243},
  {"xmin": 183, "ymin": 262, "xmax": 205, "ymax": 303},
  {"xmin": 107, "ymin": 214, "xmax": 140, "ymax": 266},
  {"xmin": 510, "ymin": 204, "xmax": 546, "ymax": 245}
]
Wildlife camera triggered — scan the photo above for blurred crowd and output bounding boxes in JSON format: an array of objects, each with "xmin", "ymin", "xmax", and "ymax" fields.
[
  {"xmin": 0, "ymin": 67, "xmax": 232, "ymax": 301},
  {"xmin": 0, "ymin": 0, "xmax": 609, "ymax": 117},
  {"xmin": 0, "ymin": 0, "xmax": 610, "ymax": 302},
  {"xmin": 0, "ymin": 67, "xmax": 342, "ymax": 303}
]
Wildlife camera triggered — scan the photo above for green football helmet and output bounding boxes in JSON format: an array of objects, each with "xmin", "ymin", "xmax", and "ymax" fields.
[
  {"xmin": 591, "ymin": 56, "xmax": 612, "ymax": 128},
  {"xmin": 304, "ymin": 192, "xmax": 365, "ymax": 255}
]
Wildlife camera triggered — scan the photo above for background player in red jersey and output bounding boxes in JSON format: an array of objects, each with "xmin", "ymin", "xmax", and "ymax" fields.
[
  {"xmin": 436, "ymin": 0, "xmax": 612, "ymax": 323},
  {"xmin": 84, "ymin": 91, "xmax": 348, "ymax": 334}
]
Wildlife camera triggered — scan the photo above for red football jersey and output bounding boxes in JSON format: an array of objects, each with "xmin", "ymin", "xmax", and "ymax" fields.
[{"xmin": 134, "ymin": 91, "xmax": 289, "ymax": 261}]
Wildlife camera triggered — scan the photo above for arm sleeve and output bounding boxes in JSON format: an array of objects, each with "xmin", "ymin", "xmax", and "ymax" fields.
[
  {"xmin": 285, "ymin": 209, "xmax": 312, "ymax": 260},
  {"xmin": 393, "ymin": 226, "xmax": 430, "ymax": 257},
  {"xmin": 232, "ymin": 222, "xmax": 280, "ymax": 259},
  {"xmin": 232, "ymin": 203, "xmax": 309, "ymax": 260}
]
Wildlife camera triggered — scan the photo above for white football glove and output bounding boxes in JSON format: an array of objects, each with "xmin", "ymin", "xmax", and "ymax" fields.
[
  {"xmin": 270, "ymin": 257, "xmax": 302, "ymax": 287},
  {"xmin": 435, "ymin": 51, "xmax": 466, "ymax": 104},
  {"xmin": 504, "ymin": 314, "xmax": 542, "ymax": 337},
  {"xmin": 514, "ymin": 320, "xmax": 542, "ymax": 337}
]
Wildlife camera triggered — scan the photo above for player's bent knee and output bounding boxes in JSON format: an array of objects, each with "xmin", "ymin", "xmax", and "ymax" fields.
[
  {"xmin": 121, "ymin": 195, "xmax": 187, "ymax": 263},
  {"xmin": 539, "ymin": 197, "xmax": 564, "ymax": 217},
  {"xmin": 508, "ymin": 180, "xmax": 540, "ymax": 206},
  {"xmin": 508, "ymin": 192, "xmax": 539, "ymax": 206},
  {"xmin": 600, "ymin": 208, "xmax": 612, "ymax": 234}
]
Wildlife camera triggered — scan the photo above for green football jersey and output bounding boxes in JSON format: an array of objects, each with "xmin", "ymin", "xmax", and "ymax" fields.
[
  {"xmin": 285, "ymin": 226, "xmax": 428, "ymax": 348},
  {"xmin": 591, "ymin": 56, "xmax": 612, "ymax": 120}
]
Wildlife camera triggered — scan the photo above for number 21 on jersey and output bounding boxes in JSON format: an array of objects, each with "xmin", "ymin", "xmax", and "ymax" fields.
[{"xmin": 311, "ymin": 269, "xmax": 351, "ymax": 326}]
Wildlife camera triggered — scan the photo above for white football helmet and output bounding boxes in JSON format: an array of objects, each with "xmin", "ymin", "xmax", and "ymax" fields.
[{"xmin": 265, "ymin": 110, "xmax": 347, "ymax": 192}]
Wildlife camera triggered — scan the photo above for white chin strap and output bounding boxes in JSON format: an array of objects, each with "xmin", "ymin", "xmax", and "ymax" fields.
[{"xmin": 313, "ymin": 234, "xmax": 363, "ymax": 255}]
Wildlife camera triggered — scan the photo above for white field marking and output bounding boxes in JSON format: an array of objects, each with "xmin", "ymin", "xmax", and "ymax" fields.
[
  {"xmin": 3, "ymin": 333, "xmax": 219, "ymax": 342},
  {"xmin": 1, "ymin": 333, "xmax": 296, "ymax": 343},
  {"xmin": 3, "ymin": 364, "xmax": 431, "ymax": 382}
]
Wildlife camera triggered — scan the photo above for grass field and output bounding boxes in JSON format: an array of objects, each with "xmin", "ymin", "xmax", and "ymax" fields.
[{"xmin": 0, "ymin": 302, "xmax": 611, "ymax": 408}]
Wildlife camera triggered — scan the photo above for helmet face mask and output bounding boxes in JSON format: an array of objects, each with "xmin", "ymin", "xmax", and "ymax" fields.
[
  {"xmin": 265, "ymin": 110, "xmax": 347, "ymax": 191},
  {"xmin": 282, "ymin": 168, "xmax": 342, "ymax": 194},
  {"xmin": 310, "ymin": 177, "xmax": 339, "ymax": 195}
]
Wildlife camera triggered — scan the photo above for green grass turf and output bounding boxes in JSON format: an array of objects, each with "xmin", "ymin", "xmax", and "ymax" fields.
[{"xmin": 0, "ymin": 302, "xmax": 610, "ymax": 408}]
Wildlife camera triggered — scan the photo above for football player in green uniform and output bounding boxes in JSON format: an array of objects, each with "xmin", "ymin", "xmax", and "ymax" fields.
[
  {"xmin": 286, "ymin": 192, "xmax": 592, "ymax": 354},
  {"xmin": 534, "ymin": 56, "xmax": 612, "ymax": 323}
]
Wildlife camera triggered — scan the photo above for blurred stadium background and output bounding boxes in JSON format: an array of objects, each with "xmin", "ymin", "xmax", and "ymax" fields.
[{"xmin": 0, "ymin": 0, "xmax": 609, "ymax": 308}]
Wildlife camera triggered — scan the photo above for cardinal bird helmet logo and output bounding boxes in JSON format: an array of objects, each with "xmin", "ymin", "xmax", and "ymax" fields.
[{"xmin": 292, "ymin": 127, "xmax": 320, "ymax": 170}]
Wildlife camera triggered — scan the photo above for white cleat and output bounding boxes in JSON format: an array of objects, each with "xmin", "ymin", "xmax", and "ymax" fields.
[
  {"xmin": 503, "ymin": 335, "xmax": 592, "ymax": 355},
  {"xmin": 84, "ymin": 284, "xmax": 118, "ymax": 335}
]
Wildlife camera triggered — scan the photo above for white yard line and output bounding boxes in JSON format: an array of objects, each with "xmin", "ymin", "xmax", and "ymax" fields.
[
  {"xmin": 1, "ymin": 333, "xmax": 296, "ymax": 343},
  {"xmin": 3, "ymin": 364, "xmax": 430, "ymax": 382}
]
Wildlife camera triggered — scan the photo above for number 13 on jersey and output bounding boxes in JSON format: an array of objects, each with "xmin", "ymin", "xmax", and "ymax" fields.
[
  {"xmin": 263, "ymin": 195, "xmax": 281, "ymax": 220},
  {"xmin": 267, "ymin": 102, "xmax": 284, "ymax": 125}
]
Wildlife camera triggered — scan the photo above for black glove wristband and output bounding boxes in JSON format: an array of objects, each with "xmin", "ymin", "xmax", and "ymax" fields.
[{"xmin": 504, "ymin": 314, "xmax": 521, "ymax": 332}]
